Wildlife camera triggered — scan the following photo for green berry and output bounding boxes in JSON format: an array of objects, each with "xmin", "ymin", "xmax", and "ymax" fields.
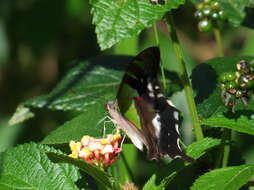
[
  {"xmin": 219, "ymin": 72, "xmax": 228, "ymax": 83},
  {"xmin": 202, "ymin": 7, "xmax": 212, "ymax": 16},
  {"xmin": 211, "ymin": 12, "xmax": 219, "ymax": 19},
  {"xmin": 197, "ymin": 4, "xmax": 204, "ymax": 10},
  {"xmin": 211, "ymin": 1, "xmax": 220, "ymax": 9},
  {"xmin": 220, "ymin": 83, "xmax": 226, "ymax": 90},
  {"xmin": 236, "ymin": 90, "xmax": 242, "ymax": 98},
  {"xmin": 226, "ymin": 72, "xmax": 236, "ymax": 81},
  {"xmin": 218, "ymin": 10, "xmax": 227, "ymax": 20},
  {"xmin": 198, "ymin": 19, "xmax": 212, "ymax": 32},
  {"xmin": 225, "ymin": 81, "xmax": 238, "ymax": 90},
  {"xmin": 195, "ymin": 11, "xmax": 204, "ymax": 19}
]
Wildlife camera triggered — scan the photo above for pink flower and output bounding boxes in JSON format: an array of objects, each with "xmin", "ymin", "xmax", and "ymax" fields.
[{"xmin": 69, "ymin": 132, "xmax": 122, "ymax": 168}]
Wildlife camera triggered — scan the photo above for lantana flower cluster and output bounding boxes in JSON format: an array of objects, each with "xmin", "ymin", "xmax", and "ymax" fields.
[{"xmin": 69, "ymin": 132, "xmax": 122, "ymax": 167}]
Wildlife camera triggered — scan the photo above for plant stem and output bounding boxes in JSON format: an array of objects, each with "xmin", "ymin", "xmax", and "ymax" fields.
[
  {"xmin": 213, "ymin": 25, "xmax": 224, "ymax": 57},
  {"xmin": 166, "ymin": 14, "xmax": 204, "ymax": 141},
  {"xmin": 153, "ymin": 23, "xmax": 159, "ymax": 45},
  {"xmin": 215, "ymin": 128, "xmax": 231, "ymax": 168},
  {"xmin": 153, "ymin": 22, "xmax": 167, "ymax": 89},
  {"xmin": 222, "ymin": 129, "xmax": 231, "ymax": 167}
]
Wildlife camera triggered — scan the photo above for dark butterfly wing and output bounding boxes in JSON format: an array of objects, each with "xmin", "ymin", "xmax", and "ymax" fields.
[{"xmin": 116, "ymin": 47, "xmax": 194, "ymax": 162}]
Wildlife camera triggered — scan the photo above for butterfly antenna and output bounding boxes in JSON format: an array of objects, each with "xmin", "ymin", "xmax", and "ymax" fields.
[
  {"xmin": 120, "ymin": 134, "xmax": 126, "ymax": 149},
  {"xmin": 96, "ymin": 115, "xmax": 115, "ymax": 137}
]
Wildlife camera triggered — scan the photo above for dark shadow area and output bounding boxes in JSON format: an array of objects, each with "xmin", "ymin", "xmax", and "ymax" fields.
[
  {"xmin": 76, "ymin": 170, "xmax": 98, "ymax": 190},
  {"xmin": 164, "ymin": 70, "xmax": 184, "ymax": 97},
  {"xmin": 191, "ymin": 63, "xmax": 217, "ymax": 104},
  {"xmin": 242, "ymin": 8, "xmax": 254, "ymax": 29},
  {"xmin": 223, "ymin": 109, "xmax": 254, "ymax": 119}
]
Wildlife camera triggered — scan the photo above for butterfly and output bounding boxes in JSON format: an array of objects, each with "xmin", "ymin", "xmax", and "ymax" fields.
[{"xmin": 106, "ymin": 47, "xmax": 194, "ymax": 162}]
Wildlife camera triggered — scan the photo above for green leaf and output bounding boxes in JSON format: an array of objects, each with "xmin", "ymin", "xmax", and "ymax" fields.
[
  {"xmin": 158, "ymin": 172, "xmax": 177, "ymax": 189},
  {"xmin": 191, "ymin": 56, "xmax": 254, "ymax": 119},
  {"xmin": 47, "ymin": 152, "xmax": 116, "ymax": 190},
  {"xmin": 142, "ymin": 174, "xmax": 173, "ymax": 190},
  {"xmin": 42, "ymin": 103, "xmax": 114, "ymax": 144},
  {"xmin": 19, "ymin": 56, "xmax": 130, "ymax": 113},
  {"xmin": 201, "ymin": 114, "xmax": 254, "ymax": 136},
  {"xmin": 191, "ymin": 164, "xmax": 254, "ymax": 190},
  {"xmin": 0, "ymin": 143, "xmax": 80, "ymax": 190},
  {"xmin": 90, "ymin": 0, "xmax": 185, "ymax": 50},
  {"xmin": 217, "ymin": 0, "xmax": 249, "ymax": 27},
  {"xmin": 8, "ymin": 105, "xmax": 34, "ymax": 125},
  {"xmin": 186, "ymin": 137, "xmax": 221, "ymax": 159}
]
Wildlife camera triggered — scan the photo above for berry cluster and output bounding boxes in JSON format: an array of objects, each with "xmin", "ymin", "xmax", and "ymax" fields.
[
  {"xmin": 219, "ymin": 60, "xmax": 254, "ymax": 112},
  {"xmin": 69, "ymin": 132, "xmax": 122, "ymax": 168},
  {"xmin": 195, "ymin": 0, "xmax": 227, "ymax": 32}
]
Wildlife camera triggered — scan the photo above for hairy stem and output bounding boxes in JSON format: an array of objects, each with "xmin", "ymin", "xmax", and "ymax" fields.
[{"xmin": 166, "ymin": 14, "xmax": 204, "ymax": 141}]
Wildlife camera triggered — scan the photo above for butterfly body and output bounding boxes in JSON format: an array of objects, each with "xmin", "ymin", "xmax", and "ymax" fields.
[{"xmin": 107, "ymin": 47, "xmax": 194, "ymax": 162}]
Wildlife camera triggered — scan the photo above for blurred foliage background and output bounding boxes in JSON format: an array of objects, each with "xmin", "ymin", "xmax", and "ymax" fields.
[{"xmin": 1, "ymin": 0, "xmax": 254, "ymax": 186}]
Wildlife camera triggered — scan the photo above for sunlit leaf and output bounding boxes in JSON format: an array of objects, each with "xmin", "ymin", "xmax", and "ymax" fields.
[
  {"xmin": 90, "ymin": 0, "xmax": 185, "ymax": 50},
  {"xmin": 8, "ymin": 105, "xmax": 34, "ymax": 125},
  {"xmin": 0, "ymin": 143, "xmax": 80, "ymax": 190},
  {"xmin": 191, "ymin": 164, "xmax": 254, "ymax": 190}
]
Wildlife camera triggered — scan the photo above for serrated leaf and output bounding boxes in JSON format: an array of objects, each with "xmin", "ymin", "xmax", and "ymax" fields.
[
  {"xmin": 90, "ymin": 0, "xmax": 185, "ymax": 50},
  {"xmin": 186, "ymin": 137, "xmax": 221, "ymax": 159},
  {"xmin": 191, "ymin": 56, "xmax": 254, "ymax": 119},
  {"xmin": 217, "ymin": 0, "xmax": 248, "ymax": 27},
  {"xmin": 201, "ymin": 114, "xmax": 254, "ymax": 135},
  {"xmin": 47, "ymin": 152, "xmax": 116, "ymax": 190},
  {"xmin": 42, "ymin": 103, "xmax": 114, "ymax": 144},
  {"xmin": 21, "ymin": 56, "xmax": 130, "ymax": 113},
  {"xmin": 8, "ymin": 105, "xmax": 34, "ymax": 125},
  {"xmin": 191, "ymin": 164, "xmax": 254, "ymax": 190},
  {"xmin": 0, "ymin": 143, "xmax": 80, "ymax": 190}
]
